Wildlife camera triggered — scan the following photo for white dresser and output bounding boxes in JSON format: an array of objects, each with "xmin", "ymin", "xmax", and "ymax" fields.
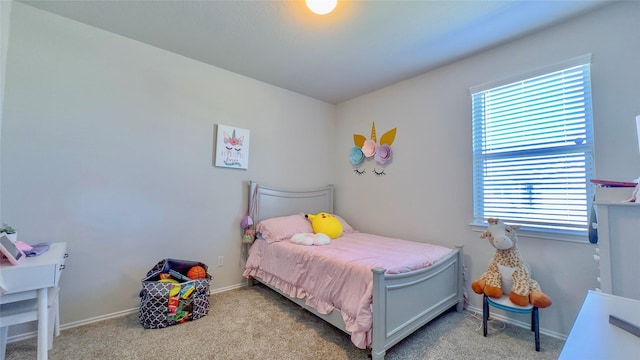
[{"xmin": 593, "ymin": 189, "xmax": 640, "ymax": 300}]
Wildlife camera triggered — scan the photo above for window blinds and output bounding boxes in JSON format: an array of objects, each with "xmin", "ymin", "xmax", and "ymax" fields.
[{"xmin": 472, "ymin": 61, "xmax": 594, "ymax": 233}]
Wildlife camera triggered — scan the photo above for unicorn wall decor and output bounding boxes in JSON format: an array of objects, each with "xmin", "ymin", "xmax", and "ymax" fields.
[{"xmin": 215, "ymin": 124, "xmax": 250, "ymax": 169}]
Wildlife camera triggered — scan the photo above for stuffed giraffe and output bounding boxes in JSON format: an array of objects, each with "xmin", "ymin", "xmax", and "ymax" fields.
[{"xmin": 471, "ymin": 218, "xmax": 552, "ymax": 308}]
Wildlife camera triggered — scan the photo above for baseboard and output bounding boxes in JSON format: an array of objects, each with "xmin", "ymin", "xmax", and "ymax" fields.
[
  {"xmin": 466, "ymin": 304, "xmax": 567, "ymax": 341},
  {"xmin": 7, "ymin": 285, "xmax": 566, "ymax": 345},
  {"xmin": 5, "ymin": 282, "xmax": 246, "ymax": 344},
  {"xmin": 210, "ymin": 282, "xmax": 244, "ymax": 295}
]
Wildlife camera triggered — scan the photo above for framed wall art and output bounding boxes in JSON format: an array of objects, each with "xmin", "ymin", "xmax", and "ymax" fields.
[{"xmin": 214, "ymin": 124, "xmax": 250, "ymax": 169}]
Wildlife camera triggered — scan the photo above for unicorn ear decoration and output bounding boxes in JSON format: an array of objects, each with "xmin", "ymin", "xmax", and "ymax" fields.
[{"xmin": 350, "ymin": 122, "xmax": 397, "ymax": 166}]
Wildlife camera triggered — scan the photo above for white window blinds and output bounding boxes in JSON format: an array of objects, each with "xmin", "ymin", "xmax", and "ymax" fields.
[{"xmin": 471, "ymin": 57, "xmax": 594, "ymax": 233}]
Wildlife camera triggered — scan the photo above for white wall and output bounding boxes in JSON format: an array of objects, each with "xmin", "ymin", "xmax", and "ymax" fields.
[
  {"xmin": 0, "ymin": 0, "xmax": 12, "ymax": 222},
  {"xmin": 2, "ymin": 2, "xmax": 334, "ymax": 329},
  {"xmin": 335, "ymin": 1, "xmax": 640, "ymax": 338}
]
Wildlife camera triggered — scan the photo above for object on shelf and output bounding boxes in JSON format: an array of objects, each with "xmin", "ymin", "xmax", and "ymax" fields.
[
  {"xmin": 591, "ymin": 178, "xmax": 640, "ymax": 203},
  {"xmin": 593, "ymin": 184, "xmax": 637, "ymax": 203},
  {"xmin": 590, "ymin": 179, "xmax": 637, "ymax": 187},
  {"xmin": 629, "ymin": 181, "xmax": 640, "ymax": 202},
  {"xmin": 609, "ymin": 314, "xmax": 640, "ymax": 339}
]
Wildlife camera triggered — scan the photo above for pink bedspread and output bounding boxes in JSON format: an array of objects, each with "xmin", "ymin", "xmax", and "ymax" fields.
[{"xmin": 242, "ymin": 232, "xmax": 452, "ymax": 349}]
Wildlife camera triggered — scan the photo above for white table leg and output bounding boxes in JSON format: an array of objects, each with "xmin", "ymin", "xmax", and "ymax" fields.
[{"xmin": 37, "ymin": 287, "xmax": 48, "ymax": 360}]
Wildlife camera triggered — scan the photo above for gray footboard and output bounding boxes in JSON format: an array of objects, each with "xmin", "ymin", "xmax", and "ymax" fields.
[{"xmin": 370, "ymin": 245, "xmax": 464, "ymax": 360}]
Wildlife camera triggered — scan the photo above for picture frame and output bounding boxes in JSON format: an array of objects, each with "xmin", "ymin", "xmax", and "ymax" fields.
[
  {"xmin": 214, "ymin": 124, "xmax": 250, "ymax": 169},
  {"xmin": 0, "ymin": 235, "xmax": 25, "ymax": 265}
]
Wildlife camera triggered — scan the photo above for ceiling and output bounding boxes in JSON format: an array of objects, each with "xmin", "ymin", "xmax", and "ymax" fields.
[{"xmin": 19, "ymin": 0, "xmax": 610, "ymax": 104}]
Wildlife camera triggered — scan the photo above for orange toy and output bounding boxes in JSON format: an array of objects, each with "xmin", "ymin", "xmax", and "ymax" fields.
[{"xmin": 187, "ymin": 265, "xmax": 207, "ymax": 279}]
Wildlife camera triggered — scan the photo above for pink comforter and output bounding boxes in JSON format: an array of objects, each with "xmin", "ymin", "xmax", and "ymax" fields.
[{"xmin": 242, "ymin": 232, "xmax": 452, "ymax": 349}]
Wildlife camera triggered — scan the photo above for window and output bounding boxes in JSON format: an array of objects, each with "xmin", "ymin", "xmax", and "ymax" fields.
[{"xmin": 471, "ymin": 55, "xmax": 594, "ymax": 234}]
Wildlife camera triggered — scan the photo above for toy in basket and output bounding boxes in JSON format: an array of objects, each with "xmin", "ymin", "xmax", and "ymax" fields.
[{"xmin": 138, "ymin": 258, "xmax": 212, "ymax": 329}]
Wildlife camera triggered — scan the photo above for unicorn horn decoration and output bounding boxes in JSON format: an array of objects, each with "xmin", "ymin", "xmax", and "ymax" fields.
[{"xmin": 371, "ymin": 122, "xmax": 377, "ymax": 143}]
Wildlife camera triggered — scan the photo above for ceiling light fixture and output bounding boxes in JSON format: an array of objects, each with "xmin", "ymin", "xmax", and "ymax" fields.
[{"xmin": 306, "ymin": 0, "xmax": 337, "ymax": 15}]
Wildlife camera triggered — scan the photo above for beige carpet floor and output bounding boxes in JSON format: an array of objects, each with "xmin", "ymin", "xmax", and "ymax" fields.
[{"xmin": 6, "ymin": 283, "xmax": 565, "ymax": 359}]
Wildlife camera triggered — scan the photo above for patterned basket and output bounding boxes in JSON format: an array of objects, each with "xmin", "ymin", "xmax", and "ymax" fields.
[{"xmin": 138, "ymin": 258, "xmax": 212, "ymax": 329}]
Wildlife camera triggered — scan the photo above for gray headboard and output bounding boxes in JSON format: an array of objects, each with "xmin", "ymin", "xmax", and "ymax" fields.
[{"xmin": 249, "ymin": 181, "xmax": 334, "ymax": 223}]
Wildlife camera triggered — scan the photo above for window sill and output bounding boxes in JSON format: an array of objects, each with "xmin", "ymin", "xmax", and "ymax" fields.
[{"xmin": 469, "ymin": 221, "xmax": 590, "ymax": 244}]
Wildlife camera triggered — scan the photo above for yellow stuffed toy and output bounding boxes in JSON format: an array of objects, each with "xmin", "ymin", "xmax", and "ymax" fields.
[{"xmin": 305, "ymin": 212, "xmax": 343, "ymax": 239}]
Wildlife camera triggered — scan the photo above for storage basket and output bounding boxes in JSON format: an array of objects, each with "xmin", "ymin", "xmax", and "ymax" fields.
[{"xmin": 138, "ymin": 258, "xmax": 212, "ymax": 329}]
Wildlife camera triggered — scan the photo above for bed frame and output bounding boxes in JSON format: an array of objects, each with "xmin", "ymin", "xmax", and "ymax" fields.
[{"xmin": 245, "ymin": 181, "xmax": 464, "ymax": 360}]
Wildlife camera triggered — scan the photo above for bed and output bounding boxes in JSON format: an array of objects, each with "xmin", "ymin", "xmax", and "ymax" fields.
[{"xmin": 242, "ymin": 181, "xmax": 464, "ymax": 360}]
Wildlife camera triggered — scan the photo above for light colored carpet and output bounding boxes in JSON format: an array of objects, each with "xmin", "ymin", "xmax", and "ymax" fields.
[{"xmin": 5, "ymin": 283, "xmax": 564, "ymax": 359}]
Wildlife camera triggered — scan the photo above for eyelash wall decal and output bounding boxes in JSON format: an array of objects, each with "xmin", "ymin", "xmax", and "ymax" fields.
[
  {"xmin": 373, "ymin": 169, "xmax": 386, "ymax": 176},
  {"xmin": 354, "ymin": 168, "xmax": 366, "ymax": 175}
]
